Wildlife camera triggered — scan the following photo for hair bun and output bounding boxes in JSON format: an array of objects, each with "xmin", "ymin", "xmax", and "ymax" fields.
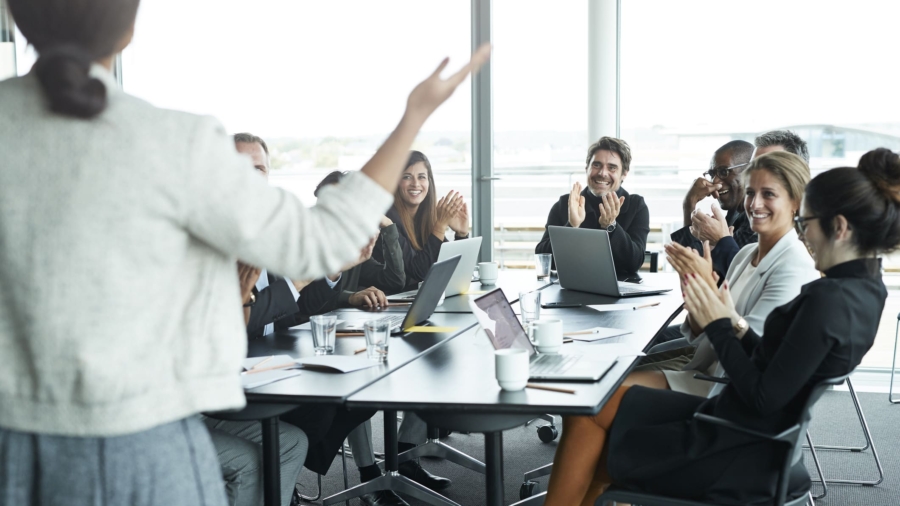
[
  {"xmin": 34, "ymin": 44, "xmax": 107, "ymax": 119},
  {"xmin": 858, "ymin": 148, "xmax": 900, "ymax": 204}
]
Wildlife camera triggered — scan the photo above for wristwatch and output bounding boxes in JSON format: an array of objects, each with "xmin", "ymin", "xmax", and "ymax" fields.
[
  {"xmin": 606, "ymin": 220, "xmax": 617, "ymax": 233},
  {"xmin": 733, "ymin": 317, "xmax": 748, "ymax": 335},
  {"xmin": 243, "ymin": 291, "xmax": 257, "ymax": 308}
]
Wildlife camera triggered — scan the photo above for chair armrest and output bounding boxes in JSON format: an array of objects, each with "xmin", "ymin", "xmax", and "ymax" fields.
[
  {"xmin": 693, "ymin": 413, "xmax": 801, "ymax": 444},
  {"xmin": 693, "ymin": 373, "xmax": 730, "ymax": 384}
]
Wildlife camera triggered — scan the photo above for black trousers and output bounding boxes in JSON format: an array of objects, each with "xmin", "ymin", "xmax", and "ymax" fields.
[{"xmin": 280, "ymin": 405, "xmax": 376, "ymax": 475}]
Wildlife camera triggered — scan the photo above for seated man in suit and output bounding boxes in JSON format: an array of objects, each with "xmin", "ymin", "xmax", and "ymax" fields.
[
  {"xmin": 208, "ymin": 133, "xmax": 410, "ymax": 506},
  {"xmin": 535, "ymin": 136, "xmax": 649, "ymax": 278}
]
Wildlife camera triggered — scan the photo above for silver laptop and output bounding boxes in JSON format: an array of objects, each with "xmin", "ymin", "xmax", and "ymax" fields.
[
  {"xmin": 389, "ymin": 237, "xmax": 483, "ymax": 301},
  {"xmin": 548, "ymin": 226, "xmax": 671, "ymax": 298},
  {"xmin": 339, "ymin": 255, "xmax": 461, "ymax": 334},
  {"xmin": 469, "ymin": 288, "xmax": 615, "ymax": 381}
]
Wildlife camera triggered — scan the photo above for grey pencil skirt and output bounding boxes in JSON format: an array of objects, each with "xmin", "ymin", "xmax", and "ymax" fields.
[{"xmin": 0, "ymin": 416, "xmax": 227, "ymax": 506}]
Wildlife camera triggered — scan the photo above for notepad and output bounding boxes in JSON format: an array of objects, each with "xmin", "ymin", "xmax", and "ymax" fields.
[
  {"xmin": 405, "ymin": 326, "xmax": 459, "ymax": 333},
  {"xmin": 296, "ymin": 356, "xmax": 381, "ymax": 373},
  {"xmin": 563, "ymin": 327, "xmax": 633, "ymax": 342}
]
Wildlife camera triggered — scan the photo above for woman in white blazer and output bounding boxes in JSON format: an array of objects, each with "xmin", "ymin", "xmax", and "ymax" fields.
[{"xmin": 0, "ymin": 1, "xmax": 489, "ymax": 505}]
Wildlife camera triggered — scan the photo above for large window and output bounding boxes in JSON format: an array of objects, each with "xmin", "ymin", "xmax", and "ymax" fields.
[
  {"xmin": 122, "ymin": 0, "xmax": 471, "ymax": 207},
  {"xmin": 621, "ymin": 0, "xmax": 900, "ymax": 368}
]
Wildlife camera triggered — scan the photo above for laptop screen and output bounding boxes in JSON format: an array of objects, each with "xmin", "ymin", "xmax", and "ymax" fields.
[{"xmin": 470, "ymin": 289, "xmax": 536, "ymax": 357}]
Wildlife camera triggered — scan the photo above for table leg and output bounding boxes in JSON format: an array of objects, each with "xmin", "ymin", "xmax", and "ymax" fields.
[
  {"xmin": 485, "ymin": 431, "xmax": 504, "ymax": 506},
  {"xmin": 261, "ymin": 416, "xmax": 281, "ymax": 506},
  {"xmin": 384, "ymin": 409, "xmax": 399, "ymax": 471}
]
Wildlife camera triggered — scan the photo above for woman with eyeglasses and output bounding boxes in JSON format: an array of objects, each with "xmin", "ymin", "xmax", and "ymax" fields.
[
  {"xmin": 374, "ymin": 150, "xmax": 470, "ymax": 292},
  {"xmin": 543, "ymin": 148, "xmax": 898, "ymax": 506}
]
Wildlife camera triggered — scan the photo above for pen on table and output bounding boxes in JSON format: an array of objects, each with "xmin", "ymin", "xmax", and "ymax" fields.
[
  {"xmin": 564, "ymin": 329, "xmax": 600, "ymax": 336},
  {"xmin": 336, "ymin": 332, "xmax": 365, "ymax": 337},
  {"xmin": 526, "ymin": 383, "xmax": 576, "ymax": 395},
  {"xmin": 242, "ymin": 362, "xmax": 295, "ymax": 375},
  {"xmin": 634, "ymin": 302, "xmax": 660, "ymax": 310},
  {"xmin": 248, "ymin": 355, "xmax": 273, "ymax": 371},
  {"xmin": 354, "ymin": 347, "xmax": 367, "ymax": 354}
]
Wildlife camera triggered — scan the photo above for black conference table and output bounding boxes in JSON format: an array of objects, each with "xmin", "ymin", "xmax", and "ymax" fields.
[{"xmin": 345, "ymin": 273, "xmax": 684, "ymax": 506}]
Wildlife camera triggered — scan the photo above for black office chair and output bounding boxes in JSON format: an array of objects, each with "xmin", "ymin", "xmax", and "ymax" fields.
[
  {"xmin": 588, "ymin": 373, "xmax": 852, "ymax": 506},
  {"xmin": 644, "ymin": 251, "xmax": 659, "ymax": 273}
]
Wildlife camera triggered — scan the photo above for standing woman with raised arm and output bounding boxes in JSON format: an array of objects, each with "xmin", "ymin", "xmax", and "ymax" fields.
[
  {"xmin": 375, "ymin": 150, "xmax": 470, "ymax": 291},
  {"xmin": 0, "ymin": 1, "xmax": 490, "ymax": 504},
  {"xmin": 542, "ymin": 148, "xmax": 900, "ymax": 506}
]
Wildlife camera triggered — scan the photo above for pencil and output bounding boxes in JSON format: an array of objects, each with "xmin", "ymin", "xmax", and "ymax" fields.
[
  {"xmin": 634, "ymin": 302, "xmax": 660, "ymax": 310},
  {"xmin": 242, "ymin": 362, "xmax": 295, "ymax": 375},
  {"xmin": 526, "ymin": 383, "xmax": 576, "ymax": 395},
  {"xmin": 336, "ymin": 332, "xmax": 365, "ymax": 337},
  {"xmin": 564, "ymin": 329, "xmax": 598, "ymax": 336},
  {"xmin": 248, "ymin": 355, "xmax": 273, "ymax": 371}
]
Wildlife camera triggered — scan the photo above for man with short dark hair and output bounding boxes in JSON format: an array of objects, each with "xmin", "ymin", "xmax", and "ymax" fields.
[
  {"xmin": 535, "ymin": 136, "xmax": 650, "ymax": 278},
  {"xmin": 670, "ymin": 140, "xmax": 758, "ymax": 278},
  {"xmin": 755, "ymin": 129, "xmax": 810, "ymax": 163}
]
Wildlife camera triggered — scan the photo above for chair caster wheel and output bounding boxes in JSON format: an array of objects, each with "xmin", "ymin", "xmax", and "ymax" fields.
[
  {"xmin": 537, "ymin": 424, "xmax": 559, "ymax": 442},
  {"xmin": 520, "ymin": 480, "xmax": 541, "ymax": 499}
]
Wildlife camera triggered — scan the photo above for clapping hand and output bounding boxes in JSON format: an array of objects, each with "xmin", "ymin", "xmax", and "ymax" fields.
[
  {"xmin": 434, "ymin": 191, "xmax": 464, "ymax": 237},
  {"xmin": 448, "ymin": 201, "xmax": 469, "ymax": 236},
  {"xmin": 664, "ymin": 241, "xmax": 718, "ymax": 291},
  {"xmin": 598, "ymin": 192, "xmax": 625, "ymax": 229},
  {"xmin": 405, "ymin": 43, "xmax": 491, "ymax": 124},
  {"xmin": 568, "ymin": 182, "xmax": 586, "ymax": 228},
  {"xmin": 690, "ymin": 202, "xmax": 731, "ymax": 246},
  {"xmin": 237, "ymin": 262, "xmax": 261, "ymax": 304},
  {"xmin": 682, "ymin": 274, "xmax": 738, "ymax": 331}
]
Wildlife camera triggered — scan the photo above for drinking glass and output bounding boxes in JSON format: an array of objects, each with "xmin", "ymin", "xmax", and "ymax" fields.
[
  {"xmin": 310, "ymin": 315, "xmax": 337, "ymax": 355},
  {"xmin": 518, "ymin": 290, "xmax": 542, "ymax": 341},
  {"xmin": 535, "ymin": 253, "xmax": 552, "ymax": 280},
  {"xmin": 364, "ymin": 319, "xmax": 391, "ymax": 363}
]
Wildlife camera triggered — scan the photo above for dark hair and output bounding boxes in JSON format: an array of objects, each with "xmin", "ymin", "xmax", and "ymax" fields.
[
  {"xmin": 804, "ymin": 148, "xmax": 900, "ymax": 254},
  {"xmin": 314, "ymin": 171, "xmax": 348, "ymax": 197},
  {"xmin": 755, "ymin": 130, "xmax": 810, "ymax": 164},
  {"xmin": 585, "ymin": 136, "xmax": 632, "ymax": 174},
  {"xmin": 715, "ymin": 139, "xmax": 756, "ymax": 166},
  {"xmin": 394, "ymin": 151, "xmax": 437, "ymax": 250},
  {"xmin": 233, "ymin": 132, "xmax": 269, "ymax": 156},
  {"xmin": 8, "ymin": 0, "xmax": 140, "ymax": 119}
]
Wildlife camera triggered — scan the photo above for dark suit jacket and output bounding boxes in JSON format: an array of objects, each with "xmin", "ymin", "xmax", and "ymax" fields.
[
  {"xmin": 246, "ymin": 273, "xmax": 303, "ymax": 339},
  {"xmin": 534, "ymin": 186, "xmax": 650, "ymax": 277},
  {"xmin": 670, "ymin": 209, "xmax": 758, "ymax": 279}
]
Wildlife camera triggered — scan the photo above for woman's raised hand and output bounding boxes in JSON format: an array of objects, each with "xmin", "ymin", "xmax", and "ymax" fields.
[
  {"xmin": 405, "ymin": 43, "xmax": 491, "ymax": 124},
  {"xmin": 664, "ymin": 240, "xmax": 717, "ymax": 291},
  {"xmin": 449, "ymin": 201, "xmax": 470, "ymax": 236},
  {"xmin": 434, "ymin": 191, "xmax": 464, "ymax": 237}
]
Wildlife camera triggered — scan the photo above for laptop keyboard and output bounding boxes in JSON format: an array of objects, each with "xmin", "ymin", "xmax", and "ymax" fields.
[
  {"xmin": 618, "ymin": 285, "xmax": 644, "ymax": 294},
  {"xmin": 530, "ymin": 354, "xmax": 580, "ymax": 375}
]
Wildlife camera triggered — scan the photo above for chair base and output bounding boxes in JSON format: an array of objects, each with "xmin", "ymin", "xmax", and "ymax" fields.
[
  {"xmin": 397, "ymin": 438, "xmax": 486, "ymax": 474},
  {"xmin": 322, "ymin": 471, "xmax": 460, "ymax": 506}
]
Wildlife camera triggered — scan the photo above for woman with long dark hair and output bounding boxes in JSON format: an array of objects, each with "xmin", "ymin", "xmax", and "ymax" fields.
[
  {"xmin": 543, "ymin": 148, "xmax": 900, "ymax": 506},
  {"xmin": 376, "ymin": 150, "xmax": 470, "ymax": 291},
  {"xmin": 0, "ymin": 1, "xmax": 489, "ymax": 503}
]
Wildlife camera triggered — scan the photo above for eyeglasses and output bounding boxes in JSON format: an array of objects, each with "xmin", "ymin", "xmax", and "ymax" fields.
[
  {"xmin": 704, "ymin": 162, "xmax": 749, "ymax": 181},
  {"xmin": 793, "ymin": 215, "xmax": 819, "ymax": 233}
]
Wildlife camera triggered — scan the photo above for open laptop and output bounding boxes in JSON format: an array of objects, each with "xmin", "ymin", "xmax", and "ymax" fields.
[
  {"xmin": 388, "ymin": 237, "xmax": 483, "ymax": 301},
  {"xmin": 338, "ymin": 255, "xmax": 461, "ymax": 334},
  {"xmin": 548, "ymin": 226, "xmax": 671, "ymax": 298},
  {"xmin": 469, "ymin": 288, "xmax": 616, "ymax": 381}
]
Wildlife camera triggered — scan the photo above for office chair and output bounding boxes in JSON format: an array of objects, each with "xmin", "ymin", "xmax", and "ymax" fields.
[
  {"xmin": 396, "ymin": 422, "xmax": 486, "ymax": 474},
  {"xmin": 644, "ymin": 251, "xmax": 659, "ymax": 272},
  {"xmin": 585, "ymin": 373, "xmax": 852, "ymax": 506},
  {"xmin": 525, "ymin": 414, "xmax": 558, "ymax": 442},
  {"xmin": 804, "ymin": 377, "xmax": 884, "ymax": 499},
  {"xmin": 891, "ymin": 313, "xmax": 900, "ymax": 404}
]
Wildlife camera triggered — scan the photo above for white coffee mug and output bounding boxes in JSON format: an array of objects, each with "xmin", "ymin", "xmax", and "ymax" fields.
[
  {"xmin": 478, "ymin": 262, "xmax": 499, "ymax": 285},
  {"xmin": 532, "ymin": 319, "xmax": 563, "ymax": 354},
  {"xmin": 494, "ymin": 348, "xmax": 529, "ymax": 391}
]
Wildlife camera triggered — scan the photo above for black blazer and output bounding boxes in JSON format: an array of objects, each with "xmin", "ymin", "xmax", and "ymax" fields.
[
  {"xmin": 246, "ymin": 273, "xmax": 303, "ymax": 339},
  {"xmin": 606, "ymin": 259, "xmax": 885, "ymax": 504},
  {"xmin": 670, "ymin": 209, "xmax": 758, "ymax": 279},
  {"xmin": 374, "ymin": 206, "xmax": 449, "ymax": 291},
  {"xmin": 534, "ymin": 187, "xmax": 650, "ymax": 276}
]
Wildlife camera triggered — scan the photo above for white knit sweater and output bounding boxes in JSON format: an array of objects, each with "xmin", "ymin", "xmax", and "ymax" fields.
[{"xmin": 0, "ymin": 66, "xmax": 392, "ymax": 436}]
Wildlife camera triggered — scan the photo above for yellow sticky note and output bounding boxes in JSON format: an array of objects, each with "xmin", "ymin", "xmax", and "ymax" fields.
[
  {"xmin": 405, "ymin": 326, "xmax": 459, "ymax": 333},
  {"xmin": 463, "ymin": 290, "xmax": 488, "ymax": 295}
]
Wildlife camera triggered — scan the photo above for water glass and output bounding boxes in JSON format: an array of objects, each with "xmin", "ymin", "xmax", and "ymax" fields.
[
  {"xmin": 518, "ymin": 290, "xmax": 542, "ymax": 341},
  {"xmin": 310, "ymin": 315, "xmax": 336, "ymax": 355},
  {"xmin": 364, "ymin": 319, "xmax": 391, "ymax": 363},
  {"xmin": 535, "ymin": 253, "xmax": 552, "ymax": 280}
]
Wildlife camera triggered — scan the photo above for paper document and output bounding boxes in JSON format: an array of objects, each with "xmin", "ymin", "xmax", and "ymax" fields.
[
  {"xmin": 242, "ymin": 355, "xmax": 297, "ymax": 371},
  {"xmin": 242, "ymin": 369, "xmax": 302, "ymax": 390},
  {"xmin": 564, "ymin": 327, "xmax": 632, "ymax": 342},
  {"xmin": 587, "ymin": 303, "xmax": 659, "ymax": 312},
  {"xmin": 296, "ymin": 355, "xmax": 381, "ymax": 373},
  {"xmin": 405, "ymin": 326, "xmax": 459, "ymax": 333}
]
